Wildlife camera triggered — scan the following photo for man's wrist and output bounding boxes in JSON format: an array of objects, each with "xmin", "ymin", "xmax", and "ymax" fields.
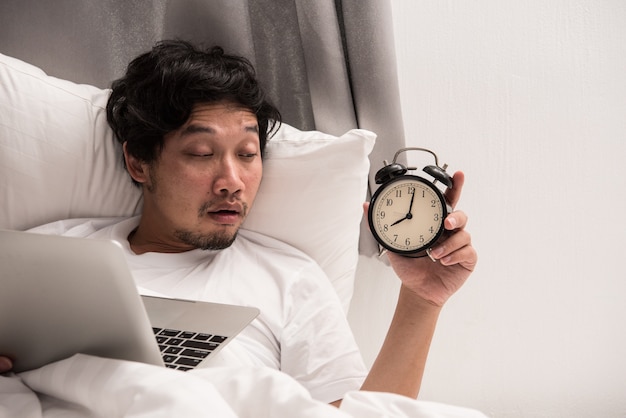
[{"xmin": 398, "ymin": 284, "xmax": 445, "ymax": 313}]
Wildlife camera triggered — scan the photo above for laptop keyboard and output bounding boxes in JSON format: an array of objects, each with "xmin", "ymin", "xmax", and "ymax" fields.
[{"xmin": 153, "ymin": 327, "xmax": 228, "ymax": 371}]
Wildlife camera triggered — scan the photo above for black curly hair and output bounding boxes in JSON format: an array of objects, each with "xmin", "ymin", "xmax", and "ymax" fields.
[{"xmin": 106, "ymin": 40, "xmax": 281, "ymax": 181}]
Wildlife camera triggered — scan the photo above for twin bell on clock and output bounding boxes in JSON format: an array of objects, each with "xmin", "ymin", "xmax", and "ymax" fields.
[{"xmin": 367, "ymin": 147, "xmax": 453, "ymax": 259}]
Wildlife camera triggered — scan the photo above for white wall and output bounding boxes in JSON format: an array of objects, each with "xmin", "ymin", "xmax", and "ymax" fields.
[{"xmin": 351, "ymin": 1, "xmax": 626, "ymax": 417}]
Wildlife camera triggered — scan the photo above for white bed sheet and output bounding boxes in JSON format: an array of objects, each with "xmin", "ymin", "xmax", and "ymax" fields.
[{"xmin": 0, "ymin": 354, "xmax": 487, "ymax": 418}]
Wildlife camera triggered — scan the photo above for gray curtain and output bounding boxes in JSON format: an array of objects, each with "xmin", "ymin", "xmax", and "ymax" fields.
[{"xmin": 0, "ymin": 0, "xmax": 406, "ymax": 256}]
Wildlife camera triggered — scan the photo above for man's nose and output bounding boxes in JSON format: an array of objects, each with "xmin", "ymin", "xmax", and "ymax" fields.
[{"xmin": 213, "ymin": 157, "xmax": 244, "ymax": 195}]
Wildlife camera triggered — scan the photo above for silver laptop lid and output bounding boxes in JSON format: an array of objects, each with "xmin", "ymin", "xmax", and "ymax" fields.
[{"xmin": 0, "ymin": 229, "xmax": 259, "ymax": 373}]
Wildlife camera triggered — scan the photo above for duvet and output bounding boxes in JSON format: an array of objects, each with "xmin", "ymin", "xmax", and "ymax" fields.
[{"xmin": 0, "ymin": 354, "xmax": 486, "ymax": 418}]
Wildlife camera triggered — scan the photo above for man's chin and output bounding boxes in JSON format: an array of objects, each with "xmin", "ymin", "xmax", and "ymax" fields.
[{"xmin": 174, "ymin": 229, "xmax": 238, "ymax": 251}]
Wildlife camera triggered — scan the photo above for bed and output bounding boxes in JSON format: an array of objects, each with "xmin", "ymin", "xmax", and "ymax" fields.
[{"xmin": 0, "ymin": 1, "xmax": 485, "ymax": 416}]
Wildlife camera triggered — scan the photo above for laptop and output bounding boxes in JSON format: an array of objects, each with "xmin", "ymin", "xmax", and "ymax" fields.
[{"xmin": 0, "ymin": 229, "xmax": 260, "ymax": 373}]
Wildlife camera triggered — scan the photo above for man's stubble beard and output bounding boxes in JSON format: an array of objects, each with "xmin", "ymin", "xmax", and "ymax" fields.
[
  {"xmin": 174, "ymin": 228, "xmax": 239, "ymax": 251},
  {"xmin": 174, "ymin": 200, "xmax": 247, "ymax": 250}
]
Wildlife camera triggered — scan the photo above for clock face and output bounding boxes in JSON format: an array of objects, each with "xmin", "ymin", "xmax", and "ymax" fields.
[{"xmin": 368, "ymin": 175, "xmax": 447, "ymax": 254}]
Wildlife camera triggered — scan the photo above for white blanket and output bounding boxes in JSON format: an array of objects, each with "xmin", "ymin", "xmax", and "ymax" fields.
[{"xmin": 0, "ymin": 355, "xmax": 487, "ymax": 418}]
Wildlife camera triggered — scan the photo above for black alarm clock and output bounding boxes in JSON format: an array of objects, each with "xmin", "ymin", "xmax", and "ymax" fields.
[{"xmin": 368, "ymin": 147, "xmax": 453, "ymax": 258}]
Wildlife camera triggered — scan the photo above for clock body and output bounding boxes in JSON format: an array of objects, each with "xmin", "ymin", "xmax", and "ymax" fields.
[{"xmin": 368, "ymin": 175, "xmax": 448, "ymax": 257}]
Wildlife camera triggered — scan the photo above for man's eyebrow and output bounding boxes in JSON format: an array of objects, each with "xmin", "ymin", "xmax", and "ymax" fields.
[
  {"xmin": 180, "ymin": 123, "xmax": 259, "ymax": 136},
  {"xmin": 181, "ymin": 124, "xmax": 215, "ymax": 136}
]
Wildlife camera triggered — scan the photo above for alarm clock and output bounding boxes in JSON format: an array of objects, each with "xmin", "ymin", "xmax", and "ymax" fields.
[{"xmin": 368, "ymin": 147, "xmax": 453, "ymax": 258}]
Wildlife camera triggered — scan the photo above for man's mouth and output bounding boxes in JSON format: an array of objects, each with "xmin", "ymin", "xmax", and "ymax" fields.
[
  {"xmin": 207, "ymin": 210, "xmax": 240, "ymax": 224},
  {"xmin": 203, "ymin": 202, "xmax": 245, "ymax": 225}
]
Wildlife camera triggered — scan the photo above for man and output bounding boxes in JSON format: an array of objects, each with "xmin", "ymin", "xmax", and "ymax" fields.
[{"xmin": 0, "ymin": 40, "xmax": 477, "ymax": 406}]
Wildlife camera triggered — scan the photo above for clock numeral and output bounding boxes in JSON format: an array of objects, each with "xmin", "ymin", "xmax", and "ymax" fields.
[
  {"xmin": 395, "ymin": 190, "xmax": 402, "ymax": 198},
  {"xmin": 431, "ymin": 199, "xmax": 437, "ymax": 208},
  {"xmin": 420, "ymin": 235, "xmax": 425, "ymax": 243},
  {"xmin": 393, "ymin": 234, "xmax": 399, "ymax": 242},
  {"xmin": 408, "ymin": 187, "xmax": 415, "ymax": 195},
  {"xmin": 386, "ymin": 198, "xmax": 393, "ymax": 206},
  {"xmin": 405, "ymin": 237, "xmax": 411, "ymax": 246},
  {"xmin": 434, "ymin": 213, "xmax": 440, "ymax": 221},
  {"xmin": 383, "ymin": 224, "xmax": 389, "ymax": 232}
]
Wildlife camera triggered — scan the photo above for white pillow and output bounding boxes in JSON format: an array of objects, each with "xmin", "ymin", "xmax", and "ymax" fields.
[
  {"xmin": 243, "ymin": 124, "xmax": 375, "ymax": 308},
  {"xmin": 0, "ymin": 53, "xmax": 375, "ymax": 310}
]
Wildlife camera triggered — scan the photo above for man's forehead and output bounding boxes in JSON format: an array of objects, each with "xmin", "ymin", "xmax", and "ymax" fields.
[
  {"xmin": 180, "ymin": 123, "xmax": 258, "ymax": 136},
  {"xmin": 179, "ymin": 103, "xmax": 258, "ymax": 132},
  {"xmin": 190, "ymin": 101, "xmax": 257, "ymax": 118}
]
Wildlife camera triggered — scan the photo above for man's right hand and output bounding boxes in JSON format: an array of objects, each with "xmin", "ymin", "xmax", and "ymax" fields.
[{"xmin": 0, "ymin": 356, "xmax": 13, "ymax": 373}]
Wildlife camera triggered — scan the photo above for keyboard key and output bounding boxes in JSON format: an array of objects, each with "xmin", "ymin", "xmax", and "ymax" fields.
[
  {"xmin": 159, "ymin": 329, "xmax": 180, "ymax": 337},
  {"xmin": 175, "ymin": 357, "xmax": 203, "ymax": 367},
  {"xmin": 210, "ymin": 335, "xmax": 227, "ymax": 343},
  {"xmin": 182, "ymin": 340, "xmax": 219, "ymax": 351},
  {"xmin": 193, "ymin": 333, "xmax": 212, "ymax": 341},
  {"xmin": 163, "ymin": 354, "xmax": 178, "ymax": 364},
  {"xmin": 181, "ymin": 349, "xmax": 210, "ymax": 359},
  {"xmin": 165, "ymin": 338, "xmax": 184, "ymax": 346},
  {"xmin": 164, "ymin": 346, "xmax": 184, "ymax": 355}
]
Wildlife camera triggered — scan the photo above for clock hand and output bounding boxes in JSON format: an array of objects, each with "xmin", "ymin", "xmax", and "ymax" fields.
[
  {"xmin": 391, "ymin": 192, "xmax": 417, "ymax": 227},
  {"xmin": 407, "ymin": 190, "xmax": 416, "ymax": 214},
  {"xmin": 390, "ymin": 215, "xmax": 408, "ymax": 226},
  {"xmin": 390, "ymin": 189, "xmax": 418, "ymax": 227}
]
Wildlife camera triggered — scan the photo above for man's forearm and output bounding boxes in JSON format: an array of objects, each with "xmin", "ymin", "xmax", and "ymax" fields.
[{"xmin": 360, "ymin": 285, "xmax": 442, "ymax": 398}]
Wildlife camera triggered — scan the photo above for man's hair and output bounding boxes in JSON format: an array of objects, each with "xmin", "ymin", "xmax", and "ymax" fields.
[{"xmin": 106, "ymin": 40, "xmax": 281, "ymax": 171}]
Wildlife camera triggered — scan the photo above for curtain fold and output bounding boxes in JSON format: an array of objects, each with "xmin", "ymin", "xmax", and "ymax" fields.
[{"xmin": 0, "ymin": 0, "xmax": 405, "ymax": 256}]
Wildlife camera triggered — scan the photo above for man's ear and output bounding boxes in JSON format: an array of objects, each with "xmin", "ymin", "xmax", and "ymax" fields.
[{"xmin": 123, "ymin": 142, "xmax": 149, "ymax": 185}]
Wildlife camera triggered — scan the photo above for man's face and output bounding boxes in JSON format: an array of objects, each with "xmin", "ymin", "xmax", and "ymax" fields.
[{"xmin": 126, "ymin": 102, "xmax": 262, "ymax": 252}]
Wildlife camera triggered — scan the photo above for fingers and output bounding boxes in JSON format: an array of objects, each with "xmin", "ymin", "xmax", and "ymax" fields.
[
  {"xmin": 444, "ymin": 171, "xmax": 465, "ymax": 209},
  {"xmin": 0, "ymin": 356, "xmax": 13, "ymax": 373},
  {"xmin": 444, "ymin": 210, "xmax": 468, "ymax": 231},
  {"xmin": 429, "ymin": 208, "xmax": 476, "ymax": 268},
  {"xmin": 429, "ymin": 229, "xmax": 476, "ymax": 268}
]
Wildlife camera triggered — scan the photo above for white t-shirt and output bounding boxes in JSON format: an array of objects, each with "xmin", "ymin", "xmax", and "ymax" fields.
[{"xmin": 29, "ymin": 217, "xmax": 367, "ymax": 403}]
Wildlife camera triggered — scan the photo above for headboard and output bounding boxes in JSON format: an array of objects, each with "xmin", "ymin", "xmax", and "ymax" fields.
[{"xmin": 0, "ymin": 0, "xmax": 407, "ymax": 256}]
